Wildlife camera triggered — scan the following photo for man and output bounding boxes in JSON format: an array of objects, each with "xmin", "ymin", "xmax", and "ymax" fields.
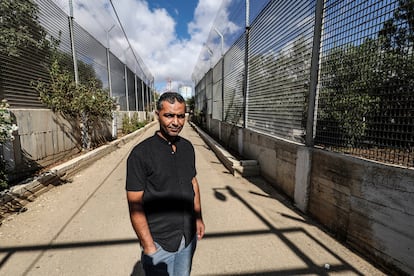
[{"xmin": 126, "ymin": 92, "xmax": 205, "ymax": 276}]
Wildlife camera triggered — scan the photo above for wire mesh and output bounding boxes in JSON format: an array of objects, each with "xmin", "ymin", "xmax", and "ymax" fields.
[
  {"xmin": 0, "ymin": 0, "xmax": 63, "ymax": 107},
  {"xmin": 192, "ymin": 0, "xmax": 271, "ymax": 84},
  {"xmin": 0, "ymin": 0, "xmax": 153, "ymax": 111},
  {"xmin": 73, "ymin": 21, "xmax": 109, "ymax": 88},
  {"xmin": 316, "ymin": 0, "xmax": 414, "ymax": 167},
  {"xmin": 212, "ymin": 60, "xmax": 223, "ymax": 121},
  {"xmin": 247, "ymin": 0, "xmax": 315, "ymax": 142},
  {"xmin": 223, "ymin": 35, "xmax": 245, "ymax": 126},
  {"xmin": 193, "ymin": 0, "xmax": 414, "ymax": 167}
]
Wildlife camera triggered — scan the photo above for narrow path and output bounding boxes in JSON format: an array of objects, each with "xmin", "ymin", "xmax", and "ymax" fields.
[{"xmin": 0, "ymin": 122, "xmax": 385, "ymax": 275}]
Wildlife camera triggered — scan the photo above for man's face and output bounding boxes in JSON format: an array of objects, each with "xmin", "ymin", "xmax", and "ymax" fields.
[{"xmin": 157, "ymin": 100, "xmax": 186, "ymax": 137}]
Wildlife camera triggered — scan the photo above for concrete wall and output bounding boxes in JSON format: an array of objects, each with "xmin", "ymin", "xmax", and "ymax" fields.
[
  {"xmin": 203, "ymin": 118, "xmax": 414, "ymax": 275},
  {"xmin": 309, "ymin": 150, "xmax": 414, "ymax": 275},
  {"xmin": 3, "ymin": 109, "xmax": 148, "ymax": 182},
  {"xmin": 114, "ymin": 111, "xmax": 152, "ymax": 135},
  {"xmin": 3, "ymin": 109, "xmax": 81, "ymax": 180}
]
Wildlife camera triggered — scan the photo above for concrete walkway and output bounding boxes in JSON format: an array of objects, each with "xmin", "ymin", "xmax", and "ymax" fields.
[{"xmin": 0, "ymin": 121, "xmax": 385, "ymax": 275}]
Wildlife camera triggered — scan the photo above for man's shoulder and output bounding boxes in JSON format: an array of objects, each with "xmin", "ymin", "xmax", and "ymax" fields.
[
  {"xmin": 130, "ymin": 135, "xmax": 157, "ymax": 154},
  {"xmin": 178, "ymin": 136, "xmax": 194, "ymax": 149}
]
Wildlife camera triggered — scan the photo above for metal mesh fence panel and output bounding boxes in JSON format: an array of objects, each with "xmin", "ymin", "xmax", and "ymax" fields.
[
  {"xmin": 137, "ymin": 79, "xmax": 144, "ymax": 111},
  {"xmin": 109, "ymin": 52, "xmax": 127, "ymax": 110},
  {"xmin": 73, "ymin": 21, "xmax": 108, "ymax": 88},
  {"xmin": 192, "ymin": 0, "xmax": 271, "ymax": 84},
  {"xmin": 212, "ymin": 61, "xmax": 223, "ymax": 121},
  {"xmin": 194, "ymin": 0, "xmax": 414, "ymax": 167},
  {"xmin": 315, "ymin": 0, "xmax": 414, "ymax": 167},
  {"xmin": 0, "ymin": 0, "xmax": 153, "ymax": 111},
  {"xmin": 223, "ymin": 35, "xmax": 245, "ymax": 126},
  {"xmin": 126, "ymin": 68, "xmax": 136, "ymax": 111},
  {"xmin": 195, "ymin": 77, "xmax": 207, "ymax": 117},
  {"xmin": 247, "ymin": 0, "xmax": 315, "ymax": 142},
  {"xmin": 38, "ymin": 0, "xmax": 72, "ymax": 55},
  {"xmin": 206, "ymin": 70, "xmax": 213, "ymax": 116},
  {"xmin": 143, "ymin": 80, "xmax": 152, "ymax": 112},
  {"xmin": 0, "ymin": 0, "xmax": 67, "ymax": 107}
]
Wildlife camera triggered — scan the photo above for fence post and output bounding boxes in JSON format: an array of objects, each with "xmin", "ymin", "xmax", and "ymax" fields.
[
  {"xmin": 105, "ymin": 25, "xmax": 116, "ymax": 139},
  {"xmin": 141, "ymin": 80, "xmax": 145, "ymax": 111},
  {"xmin": 69, "ymin": 0, "xmax": 91, "ymax": 149},
  {"xmin": 306, "ymin": 0, "xmax": 324, "ymax": 147},
  {"xmin": 124, "ymin": 65, "xmax": 129, "ymax": 113},
  {"xmin": 214, "ymin": 27, "xmax": 225, "ymax": 121},
  {"xmin": 68, "ymin": 0, "xmax": 79, "ymax": 86},
  {"xmin": 134, "ymin": 74, "xmax": 138, "ymax": 111},
  {"xmin": 243, "ymin": 0, "xmax": 250, "ymax": 128},
  {"xmin": 294, "ymin": 0, "xmax": 325, "ymax": 213}
]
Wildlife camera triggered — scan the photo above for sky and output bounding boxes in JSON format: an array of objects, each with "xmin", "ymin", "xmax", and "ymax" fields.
[{"xmin": 69, "ymin": 0, "xmax": 225, "ymax": 94}]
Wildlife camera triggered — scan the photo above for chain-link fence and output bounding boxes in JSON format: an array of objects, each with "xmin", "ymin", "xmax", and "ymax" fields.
[
  {"xmin": 192, "ymin": 0, "xmax": 414, "ymax": 168},
  {"xmin": 0, "ymin": 0, "xmax": 154, "ymax": 111}
]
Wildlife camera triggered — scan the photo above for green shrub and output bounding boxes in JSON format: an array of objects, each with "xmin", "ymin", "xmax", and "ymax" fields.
[
  {"xmin": 122, "ymin": 113, "xmax": 147, "ymax": 134},
  {"xmin": 0, "ymin": 100, "xmax": 18, "ymax": 190}
]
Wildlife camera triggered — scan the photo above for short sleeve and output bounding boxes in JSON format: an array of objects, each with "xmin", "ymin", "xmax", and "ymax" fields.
[{"xmin": 126, "ymin": 146, "xmax": 146, "ymax": 191}]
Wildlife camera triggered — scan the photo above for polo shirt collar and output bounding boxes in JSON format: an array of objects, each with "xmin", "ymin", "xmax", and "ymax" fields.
[{"xmin": 155, "ymin": 131, "xmax": 180, "ymax": 145}]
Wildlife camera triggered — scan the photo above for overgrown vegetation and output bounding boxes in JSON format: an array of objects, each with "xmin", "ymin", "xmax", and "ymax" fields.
[
  {"xmin": 0, "ymin": 0, "xmax": 49, "ymax": 190},
  {"xmin": 0, "ymin": 100, "xmax": 18, "ymax": 190},
  {"xmin": 122, "ymin": 113, "xmax": 147, "ymax": 134},
  {"xmin": 34, "ymin": 60, "xmax": 115, "ymax": 149},
  {"xmin": 0, "ymin": 0, "xmax": 51, "ymax": 57}
]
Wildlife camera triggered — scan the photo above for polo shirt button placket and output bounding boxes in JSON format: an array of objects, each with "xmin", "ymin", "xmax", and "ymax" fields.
[{"xmin": 168, "ymin": 142, "xmax": 175, "ymax": 155}]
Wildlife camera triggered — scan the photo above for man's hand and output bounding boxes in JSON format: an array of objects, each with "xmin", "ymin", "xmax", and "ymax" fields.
[
  {"xmin": 192, "ymin": 177, "xmax": 205, "ymax": 240},
  {"xmin": 196, "ymin": 218, "xmax": 205, "ymax": 240}
]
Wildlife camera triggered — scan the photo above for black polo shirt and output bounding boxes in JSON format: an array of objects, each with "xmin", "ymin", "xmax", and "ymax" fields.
[{"xmin": 126, "ymin": 132, "xmax": 197, "ymax": 252}]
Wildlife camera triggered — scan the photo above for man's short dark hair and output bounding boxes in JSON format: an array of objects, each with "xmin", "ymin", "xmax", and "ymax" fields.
[{"xmin": 157, "ymin": 92, "xmax": 185, "ymax": 111}]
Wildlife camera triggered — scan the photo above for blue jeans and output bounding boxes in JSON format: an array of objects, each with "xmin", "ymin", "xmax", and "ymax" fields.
[{"xmin": 141, "ymin": 236, "xmax": 197, "ymax": 276}]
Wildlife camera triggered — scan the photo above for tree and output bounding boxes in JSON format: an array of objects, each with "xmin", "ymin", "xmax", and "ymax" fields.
[
  {"xmin": 186, "ymin": 96, "xmax": 195, "ymax": 112},
  {"xmin": 317, "ymin": 0, "xmax": 414, "ymax": 149},
  {"xmin": 34, "ymin": 60, "xmax": 115, "ymax": 149},
  {"xmin": 0, "ymin": 100, "xmax": 18, "ymax": 190},
  {"xmin": 374, "ymin": 0, "xmax": 414, "ymax": 148},
  {"xmin": 317, "ymin": 41, "xmax": 381, "ymax": 146}
]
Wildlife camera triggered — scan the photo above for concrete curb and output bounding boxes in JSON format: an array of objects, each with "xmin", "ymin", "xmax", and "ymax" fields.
[
  {"xmin": 0, "ymin": 121, "xmax": 157, "ymax": 221},
  {"xmin": 189, "ymin": 122, "xmax": 260, "ymax": 177}
]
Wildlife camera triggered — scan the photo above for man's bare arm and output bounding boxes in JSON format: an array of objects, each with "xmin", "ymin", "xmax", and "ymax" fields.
[
  {"xmin": 126, "ymin": 191, "xmax": 157, "ymax": 254},
  {"xmin": 192, "ymin": 177, "xmax": 205, "ymax": 240}
]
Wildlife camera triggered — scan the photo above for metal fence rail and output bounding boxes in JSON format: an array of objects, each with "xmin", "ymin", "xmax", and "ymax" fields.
[
  {"xmin": 192, "ymin": 0, "xmax": 414, "ymax": 168},
  {"xmin": 0, "ymin": 0, "xmax": 154, "ymax": 111}
]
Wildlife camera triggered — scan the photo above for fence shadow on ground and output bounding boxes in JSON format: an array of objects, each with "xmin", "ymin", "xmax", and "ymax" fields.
[
  {"xmin": 0, "ymin": 176, "xmax": 374, "ymax": 276},
  {"xmin": 204, "ymin": 182, "xmax": 367, "ymax": 276}
]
